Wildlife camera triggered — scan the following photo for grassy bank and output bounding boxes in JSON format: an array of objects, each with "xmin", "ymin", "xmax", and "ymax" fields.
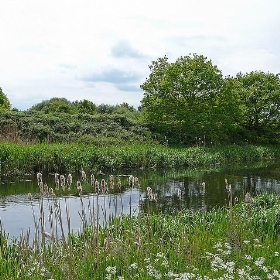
[
  {"xmin": 1, "ymin": 143, "xmax": 280, "ymax": 176},
  {"xmin": 1, "ymin": 193, "xmax": 280, "ymax": 279}
]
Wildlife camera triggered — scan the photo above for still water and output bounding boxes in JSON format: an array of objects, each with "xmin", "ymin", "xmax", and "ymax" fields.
[{"xmin": 1, "ymin": 161, "xmax": 280, "ymax": 239}]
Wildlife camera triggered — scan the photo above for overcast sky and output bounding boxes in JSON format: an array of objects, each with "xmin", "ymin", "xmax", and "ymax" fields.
[{"xmin": 1, "ymin": 0, "xmax": 280, "ymax": 110}]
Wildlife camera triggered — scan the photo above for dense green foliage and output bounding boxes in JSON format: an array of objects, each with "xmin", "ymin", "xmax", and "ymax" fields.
[
  {"xmin": 1, "ymin": 193, "xmax": 280, "ymax": 279},
  {"xmin": 1, "ymin": 54, "xmax": 280, "ymax": 146},
  {"xmin": 0, "ymin": 87, "xmax": 10, "ymax": 110},
  {"xmin": 0, "ymin": 100, "xmax": 152, "ymax": 144},
  {"xmin": 140, "ymin": 54, "xmax": 280, "ymax": 145},
  {"xmin": 0, "ymin": 142, "xmax": 279, "ymax": 176}
]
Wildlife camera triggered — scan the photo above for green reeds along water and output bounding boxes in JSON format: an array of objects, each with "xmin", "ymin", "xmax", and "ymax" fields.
[
  {"xmin": 1, "ymin": 142, "xmax": 280, "ymax": 176},
  {"xmin": 1, "ymin": 191, "xmax": 280, "ymax": 279}
]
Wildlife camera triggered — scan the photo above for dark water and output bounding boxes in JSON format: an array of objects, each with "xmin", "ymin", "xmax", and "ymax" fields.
[{"xmin": 1, "ymin": 161, "xmax": 280, "ymax": 239}]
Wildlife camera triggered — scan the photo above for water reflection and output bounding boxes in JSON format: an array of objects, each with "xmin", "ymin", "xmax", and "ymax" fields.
[{"xmin": 1, "ymin": 161, "xmax": 280, "ymax": 238}]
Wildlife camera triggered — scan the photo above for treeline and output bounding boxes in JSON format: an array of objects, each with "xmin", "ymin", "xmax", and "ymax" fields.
[
  {"xmin": 0, "ymin": 98, "xmax": 153, "ymax": 145},
  {"xmin": 1, "ymin": 53, "xmax": 280, "ymax": 146}
]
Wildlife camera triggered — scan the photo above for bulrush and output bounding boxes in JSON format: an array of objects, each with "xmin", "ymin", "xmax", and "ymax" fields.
[
  {"xmin": 43, "ymin": 183, "xmax": 49, "ymax": 193},
  {"xmin": 77, "ymin": 181, "xmax": 82, "ymax": 196},
  {"xmin": 55, "ymin": 173, "xmax": 60, "ymax": 190},
  {"xmin": 147, "ymin": 186, "xmax": 153, "ymax": 200},
  {"xmin": 38, "ymin": 181, "xmax": 44, "ymax": 192},
  {"xmin": 109, "ymin": 175, "xmax": 114, "ymax": 189},
  {"xmin": 134, "ymin": 177, "xmax": 139, "ymax": 187},
  {"xmin": 129, "ymin": 175, "xmax": 134, "ymax": 189},
  {"xmin": 177, "ymin": 189, "xmax": 182, "ymax": 200},
  {"xmin": 90, "ymin": 174, "xmax": 95, "ymax": 187},
  {"xmin": 117, "ymin": 177, "xmax": 122, "ymax": 191},
  {"xmin": 37, "ymin": 172, "xmax": 43, "ymax": 185},
  {"xmin": 101, "ymin": 179, "xmax": 108, "ymax": 194},
  {"xmin": 48, "ymin": 187, "xmax": 55, "ymax": 197},
  {"xmin": 201, "ymin": 182, "xmax": 206, "ymax": 195},
  {"xmin": 60, "ymin": 174, "xmax": 66, "ymax": 188},
  {"xmin": 95, "ymin": 180, "xmax": 100, "ymax": 193},
  {"xmin": 67, "ymin": 174, "xmax": 73, "ymax": 187},
  {"xmin": 147, "ymin": 186, "xmax": 158, "ymax": 201},
  {"xmin": 81, "ymin": 169, "xmax": 86, "ymax": 181}
]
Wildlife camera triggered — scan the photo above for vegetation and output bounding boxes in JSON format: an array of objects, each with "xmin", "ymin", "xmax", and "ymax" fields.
[
  {"xmin": 1, "ymin": 53, "xmax": 280, "ymax": 146},
  {"xmin": 140, "ymin": 54, "xmax": 280, "ymax": 145},
  {"xmin": 0, "ymin": 87, "xmax": 11, "ymax": 110},
  {"xmin": 0, "ymin": 142, "xmax": 279, "ymax": 176},
  {"xmin": 1, "ymin": 192, "xmax": 280, "ymax": 279},
  {"xmin": 0, "ymin": 101, "xmax": 152, "ymax": 144}
]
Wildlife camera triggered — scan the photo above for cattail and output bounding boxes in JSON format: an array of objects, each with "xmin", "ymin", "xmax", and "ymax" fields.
[
  {"xmin": 147, "ymin": 186, "xmax": 153, "ymax": 200},
  {"xmin": 37, "ymin": 172, "xmax": 43, "ymax": 184},
  {"xmin": 49, "ymin": 187, "xmax": 55, "ymax": 197},
  {"xmin": 81, "ymin": 169, "xmax": 86, "ymax": 181},
  {"xmin": 67, "ymin": 174, "xmax": 73, "ymax": 186},
  {"xmin": 27, "ymin": 193, "xmax": 32, "ymax": 200},
  {"xmin": 117, "ymin": 178, "xmax": 122, "ymax": 190},
  {"xmin": 101, "ymin": 179, "xmax": 108, "ymax": 194},
  {"xmin": 60, "ymin": 174, "xmax": 66, "ymax": 188},
  {"xmin": 55, "ymin": 173, "xmax": 59, "ymax": 182},
  {"xmin": 134, "ymin": 177, "xmax": 139, "ymax": 187},
  {"xmin": 177, "ymin": 189, "xmax": 182, "ymax": 200},
  {"xmin": 201, "ymin": 182, "xmax": 206, "ymax": 195},
  {"xmin": 38, "ymin": 181, "xmax": 44, "ymax": 193},
  {"xmin": 95, "ymin": 180, "xmax": 100, "ymax": 193},
  {"xmin": 109, "ymin": 175, "xmax": 114, "ymax": 189},
  {"xmin": 153, "ymin": 193, "xmax": 158, "ymax": 202},
  {"xmin": 77, "ymin": 181, "xmax": 82, "ymax": 196},
  {"xmin": 129, "ymin": 175, "xmax": 134, "ymax": 189},
  {"xmin": 55, "ymin": 173, "xmax": 60, "ymax": 189},
  {"xmin": 43, "ymin": 183, "xmax": 49, "ymax": 193},
  {"xmin": 90, "ymin": 174, "xmax": 95, "ymax": 186},
  {"xmin": 55, "ymin": 178, "xmax": 60, "ymax": 190}
]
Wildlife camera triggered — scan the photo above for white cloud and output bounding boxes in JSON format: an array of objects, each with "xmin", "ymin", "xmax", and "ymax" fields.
[{"xmin": 1, "ymin": 0, "xmax": 280, "ymax": 110}]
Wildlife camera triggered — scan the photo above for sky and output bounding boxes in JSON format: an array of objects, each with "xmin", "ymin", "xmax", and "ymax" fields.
[{"xmin": 1, "ymin": 0, "xmax": 280, "ymax": 110}]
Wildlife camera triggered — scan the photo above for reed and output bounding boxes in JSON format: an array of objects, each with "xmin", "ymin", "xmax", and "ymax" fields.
[{"xmin": 1, "ymin": 142, "xmax": 280, "ymax": 176}]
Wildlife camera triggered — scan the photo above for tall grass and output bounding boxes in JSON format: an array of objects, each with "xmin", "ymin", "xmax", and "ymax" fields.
[{"xmin": 1, "ymin": 142, "xmax": 280, "ymax": 176}]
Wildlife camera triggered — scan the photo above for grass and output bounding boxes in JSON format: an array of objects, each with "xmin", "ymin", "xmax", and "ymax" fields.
[
  {"xmin": 1, "ymin": 186, "xmax": 280, "ymax": 279},
  {"xmin": 1, "ymin": 142, "xmax": 280, "ymax": 176}
]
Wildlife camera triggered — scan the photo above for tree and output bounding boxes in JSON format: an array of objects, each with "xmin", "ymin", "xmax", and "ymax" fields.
[
  {"xmin": 29, "ymin": 97, "xmax": 74, "ymax": 114},
  {"xmin": 140, "ymin": 54, "xmax": 226, "ymax": 144},
  {"xmin": 72, "ymin": 99, "xmax": 97, "ymax": 114},
  {"xmin": 0, "ymin": 87, "xmax": 11, "ymax": 110},
  {"xmin": 233, "ymin": 71, "xmax": 280, "ymax": 143}
]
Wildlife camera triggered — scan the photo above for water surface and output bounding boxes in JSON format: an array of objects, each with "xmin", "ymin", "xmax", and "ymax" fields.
[{"xmin": 1, "ymin": 161, "xmax": 280, "ymax": 239}]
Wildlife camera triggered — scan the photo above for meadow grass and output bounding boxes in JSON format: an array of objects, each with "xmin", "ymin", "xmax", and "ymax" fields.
[
  {"xmin": 1, "ymin": 190, "xmax": 280, "ymax": 279},
  {"xmin": 0, "ymin": 142, "xmax": 280, "ymax": 176}
]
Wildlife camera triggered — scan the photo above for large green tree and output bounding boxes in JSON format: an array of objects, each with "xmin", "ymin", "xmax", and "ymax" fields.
[
  {"xmin": 140, "ymin": 54, "xmax": 231, "ymax": 144},
  {"xmin": 0, "ymin": 87, "xmax": 11, "ymax": 110},
  {"xmin": 233, "ymin": 71, "xmax": 280, "ymax": 143}
]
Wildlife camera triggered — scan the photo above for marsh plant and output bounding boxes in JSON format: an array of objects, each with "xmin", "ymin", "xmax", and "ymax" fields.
[{"xmin": 1, "ymin": 175, "xmax": 280, "ymax": 279}]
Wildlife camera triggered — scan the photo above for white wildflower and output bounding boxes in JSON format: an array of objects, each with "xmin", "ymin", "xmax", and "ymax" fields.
[
  {"xmin": 106, "ymin": 266, "xmax": 117, "ymax": 274},
  {"xmin": 254, "ymin": 257, "xmax": 265, "ymax": 267}
]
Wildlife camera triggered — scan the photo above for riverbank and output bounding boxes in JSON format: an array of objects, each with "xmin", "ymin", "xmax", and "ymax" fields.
[
  {"xmin": 1, "ymin": 143, "xmax": 280, "ymax": 176},
  {"xmin": 1, "ymin": 193, "xmax": 280, "ymax": 279}
]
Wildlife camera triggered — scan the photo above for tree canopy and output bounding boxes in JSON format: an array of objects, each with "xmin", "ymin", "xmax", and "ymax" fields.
[
  {"xmin": 140, "ymin": 54, "xmax": 280, "ymax": 145},
  {"xmin": 0, "ymin": 87, "xmax": 11, "ymax": 110}
]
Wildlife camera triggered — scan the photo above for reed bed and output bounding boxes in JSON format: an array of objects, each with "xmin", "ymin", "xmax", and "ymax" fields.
[
  {"xmin": 1, "ymin": 142, "xmax": 280, "ymax": 176},
  {"xmin": 1, "ymin": 176, "xmax": 280, "ymax": 280}
]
